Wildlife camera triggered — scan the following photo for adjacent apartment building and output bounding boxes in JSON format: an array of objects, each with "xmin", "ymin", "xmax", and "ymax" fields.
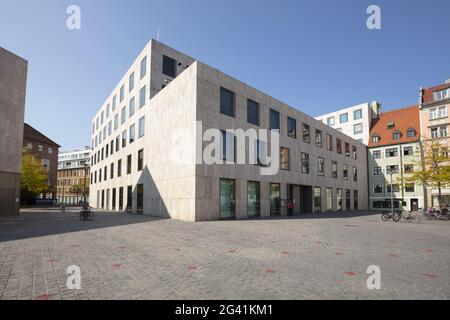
[
  {"xmin": 57, "ymin": 147, "xmax": 91, "ymax": 205},
  {"xmin": 368, "ymin": 106, "xmax": 424, "ymax": 211},
  {"xmin": 0, "ymin": 47, "xmax": 28, "ymax": 216},
  {"xmin": 419, "ymin": 80, "xmax": 450, "ymax": 208},
  {"xmin": 89, "ymin": 39, "xmax": 368, "ymax": 221},
  {"xmin": 23, "ymin": 123, "xmax": 60, "ymax": 203},
  {"xmin": 315, "ymin": 101, "xmax": 381, "ymax": 145}
]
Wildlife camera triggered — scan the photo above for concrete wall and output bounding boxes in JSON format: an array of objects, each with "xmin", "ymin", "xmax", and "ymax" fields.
[
  {"xmin": 0, "ymin": 48, "xmax": 27, "ymax": 216},
  {"xmin": 90, "ymin": 59, "xmax": 198, "ymax": 221},
  {"xmin": 194, "ymin": 62, "xmax": 368, "ymax": 221},
  {"xmin": 90, "ymin": 40, "xmax": 369, "ymax": 222}
]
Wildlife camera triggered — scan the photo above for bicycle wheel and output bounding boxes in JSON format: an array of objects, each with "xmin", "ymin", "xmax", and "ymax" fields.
[
  {"xmin": 88, "ymin": 211, "xmax": 94, "ymax": 221},
  {"xmin": 381, "ymin": 213, "xmax": 390, "ymax": 221},
  {"xmin": 393, "ymin": 213, "xmax": 401, "ymax": 222},
  {"xmin": 79, "ymin": 212, "xmax": 84, "ymax": 221}
]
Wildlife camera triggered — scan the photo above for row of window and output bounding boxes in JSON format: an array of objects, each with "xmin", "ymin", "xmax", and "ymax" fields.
[
  {"xmin": 26, "ymin": 142, "xmax": 54, "ymax": 154},
  {"xmin": 219, "ymin": 87, "xmax": 359, "ymax": 158},
  {"xmin": 219, "ymin": 179, "xmax": 359, "ymax": 219},
  {"xmin": 93, "ymin": 88, "xmax": 147, "ymax": 149},
  {"xmin": 326, "ymin": 109, "xmax": 363, "ymax": 127},
  {"xmin": 429, "ymin": 106, "xmax": 448, "ymax": 120},
  {"xmin": 430, "ymin": 125, "xmax": 448, "ymax": 139},
  {"xmin": 433, "ymin": 88, "xmax": 449, "ymax": 101},
  {"xmin": 92, "ymin": 117, "xmax": 145, "ymax": 166},
  {"xmin": 373, "ymin": 183, "xmax": 416, "ymax": 194},
  {"xmin": 96, "ymin": 185, "xmax": 144, "ymax": 213},
  {"xmin": 371, "ymin": 146, "xmax": 414, "ymax": 159},
  {"xmin": 91, "ymin": 149, "xmax": 145, "ymax": 184},
  {"xmin": 372, "ymin": 128, "xmax": 416, "ymax": 143},
  {"xmin": 372, "ymin": 164, "xmax": 415, "ymax": 175},
  {"xmin": 93, "ymin": 54, "xmax": 180, "ymax": 136}
]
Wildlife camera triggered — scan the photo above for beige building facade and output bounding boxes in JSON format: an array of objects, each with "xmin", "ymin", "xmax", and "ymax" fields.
[
  {"xmin": 419, "ymin": 80, "xmax": 450, "ymax": 208},
  {"xmin": 89, "ymin": 40, "xmax": 368, "ymax": 221},
  {"xmin": 0, "ymin": 48, "xmax": 27, "ymax": 216}
]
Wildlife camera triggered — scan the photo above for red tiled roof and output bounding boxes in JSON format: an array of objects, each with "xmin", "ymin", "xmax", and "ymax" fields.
[
  {"xmin": 368, "ymin": 106, "xmax": 420, "ymax": 148},
  {"xmin": 23, "ymin": 123, "xmax": 60, "ymax": 147},
  {"xmin": 422, "ymin": 83, "xmax": 450, "ymax": 104}
]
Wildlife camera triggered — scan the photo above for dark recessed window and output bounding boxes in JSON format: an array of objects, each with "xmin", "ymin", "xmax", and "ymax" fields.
[
  {"xmin": 315, "ymin": 129, "xmax": 322, "ymax": 147},
  {"xmin": 287, "ymin": 117, "xmax": 296, "ymax": 138},
  {"xmin": 393, "ymin": 130, "xmax": 401, "ymax": 140},
  {"xmin": 302, "ymin": 123, "xmax": 310, "ymax": 143},
  {"xmin": 138, "ymin": 149, "xmax": 144, "ymax": 171},
  {"xmin": 372, "ymin": 135, "xmax": 380, "ymax": 143},
  {"xmin": 407, "ymin": 128, "xmax": 416, "ymax": 138},
  {"xmin": 280, "ymin": 147, "xmax": 290, "ymax": 170},
  {"xmin": 162, "ymin": 55, "xmax": 176, "ymax": 78},
  {"xmin": 269, "ymin": 108, "xmax": 280, "ymax": 131},
  {"xmin": 220, "ymin": 87, "xmax": 235, "ymax": 117},
  {"xmin": 127, "ymin": 154, "xmax": 132, "ymax": 175},
  {"xmin": 247, "ymin": 99, "xmax": 260, "ymax": 125}
]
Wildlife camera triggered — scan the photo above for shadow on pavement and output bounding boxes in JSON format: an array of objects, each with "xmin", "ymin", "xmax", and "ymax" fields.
[{"xmin": 0, "ymin": 208, "xmax": 165, "ymax": 242}]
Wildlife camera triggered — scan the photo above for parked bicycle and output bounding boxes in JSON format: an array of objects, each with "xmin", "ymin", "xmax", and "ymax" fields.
[
  {"xmin": 381, "ymin": 210, "xmax": 401, "ymax": 222},
  {"xmin": 80, "ymin": 205, "xmax": 94, "ymax": 221},
  {"xmin": 397, "ymin": 210, "xmax": 422, "ymax": 222}
]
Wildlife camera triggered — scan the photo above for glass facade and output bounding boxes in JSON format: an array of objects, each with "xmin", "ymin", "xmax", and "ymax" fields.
[
  {"xmin": 270, "ymin": 183, "xmax": 281, "ymax": 216},
  {"xmin": 219, "ymin": 179, "xmax": 236, "ymax": 219},
  {"xmin": 313, "ymin": 187, "xmax": 321, "ymax": 213},
  {"xmin": 247, "ymin": 181, "xmax": 260, "ymax": 218},
  {"xmin": 326, "ymin": 188, "xmax": 333, "ymax": 211}
]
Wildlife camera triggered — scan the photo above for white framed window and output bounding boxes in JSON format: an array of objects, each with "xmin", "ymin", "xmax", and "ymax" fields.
[
  {"xmin": 431, "ymin": 127, "xmax": 438, "ymax": 138},
  {"xmin": 353, "ymin": 123, "xmax": 363, "ymax": 134},
  {"xmin": 433, "ymin": 89, "xmax": 449, "ymax": 101},
  {"xmin": 327, "ymin": 117, "xmax": 335, "ymax": 126},
  {"xmin": 440, "ymin": 125, "xmax": 448, "ymax": 138},
  {"xmin": 38, "ymin": 145, "xmax": 43, "ymax": 152},
  {"xmin": 373, "ymin": 166, "xmax": 382, "ymax": 176},
  {"xmin": 353, "ymin": 109, "xmax": 362, "ymax": 120},
  {"xmin": 26, "ymin": 142, "xmax": 33, "ymax": 150},
  {"xmin": 373, "ymin": 184, "xmax": 384, "ymax": 194},
  {"xmin": 438, "ymin": 106, "xmax": 448, "ymax": 118},
  {"xmin": 372, "ymin": 135, "xmax": 380, "ymax": 143}
]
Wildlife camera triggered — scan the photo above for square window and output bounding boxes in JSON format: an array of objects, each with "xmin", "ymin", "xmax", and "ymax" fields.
[
  {"xmin": 340, "ymin": 113, "xmax": 348, "ymax": 124},
  {"xmin": 220, "ymin": 87, "xmax": 235, "ymax": 117},
  {"xmin": 287, "ymin": 117, "xmax": 296, "ymax": 138},
  {"xmin": 139, "ymin": 86, "xmax": 146, "ymax": 108},
  {"xmin": 162, "ymin": 55, "xmax": 177, "ymax": 78},
  {"xmin": 353, "ymin": 109, "xmax": 362, "ymax": 120},
  {"xmin": 270, "ymin": 109, "xmax": 280, "ymax": 131},
  {"xmin": 247, "ymin": 99, "xmax": 259, "ymax": 126},
  {"xmin": 353, "ymin": 123, "xmax": 363, "ymax": 134}
]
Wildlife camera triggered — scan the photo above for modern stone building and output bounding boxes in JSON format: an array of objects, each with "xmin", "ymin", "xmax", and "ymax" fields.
[
  {"xmin": 0, "ymin": 47, "xmax": 27, "ymax": 216},
  {"xmin": 23, "ymin": 123, "xmax": 60, "ymax": 203},
  {"xmin": 419, "ymin": 80, "xmax": 450, "ymax": 208},
  {"xmin": 368, "ymin": 106, "xmax": 425, "ymax": 211},
  {"xmin": 315, "ymin": 101, "xmax": 381, "ymax": 145},
  {"xmin": 89, "ymin": 39, "xmax": 368, "ymax": 221},
  {"xmin": 57, "ymin": 147, "xmax": 91, "ymax": 205}
]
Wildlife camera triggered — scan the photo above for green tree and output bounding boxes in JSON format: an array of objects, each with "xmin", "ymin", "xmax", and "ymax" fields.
[
  {"xmin": 405, "ymin": 142, "xmax": 450, "ymax": 209},
  {"xmin": 71, "ymin": 183, "xmax": 88, "ymax": 204},
  {"xmin": 21, "ymin": 149, "xmax": 50, "ymax": 199}
]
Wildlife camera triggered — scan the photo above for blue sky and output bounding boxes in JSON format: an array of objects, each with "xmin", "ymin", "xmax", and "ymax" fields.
[{"xmin": 1, "ymin": 0, "xmax": 449, "ymax": 150}]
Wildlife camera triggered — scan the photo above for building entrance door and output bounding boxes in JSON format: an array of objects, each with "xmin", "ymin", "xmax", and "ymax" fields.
[{"xmin": 410, "ymin": 199, "xmax": 419, "ymax": 212}]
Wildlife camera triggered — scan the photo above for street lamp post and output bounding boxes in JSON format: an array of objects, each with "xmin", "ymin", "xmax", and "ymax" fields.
[
  {"xmin": 83, "ymin": 163, "xmax": 88, "ymax": 210},
  {"xmin": 390, "ymin": 171, "xmax": 394, "ymax": 215}
]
